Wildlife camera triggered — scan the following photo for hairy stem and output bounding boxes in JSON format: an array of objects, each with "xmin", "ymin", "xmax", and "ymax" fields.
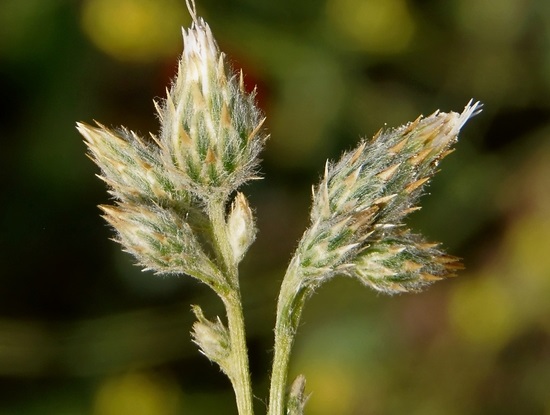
[
  {"xmin": 268, "ymin": 259, "xmax": 308, "ymax": 415},
  {"xmin": 224, "ymin": 291, "xmax": 255, "ymax": 415},
  {"xmin": 208, "ymin": 198, "xmax": 254, "ymax": 415}
]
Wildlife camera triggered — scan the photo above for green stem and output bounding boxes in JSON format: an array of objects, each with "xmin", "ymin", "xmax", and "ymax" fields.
[
  {"xmin": 208, "ymin": 198, "xmax": 254, "ymax": 415},
  {"xmin": 224, "ymin": 290, "xmax": 255, "ymax": 415},
  {"xmin": 268, "ymin": 259, "xmax": 308, "ymax": 415}
]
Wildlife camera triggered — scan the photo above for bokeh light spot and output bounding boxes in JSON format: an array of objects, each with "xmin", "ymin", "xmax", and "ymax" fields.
[
  {"xmin": 326, "ymin": 0, "xmax": 415, "ymax": 54},
  {"xmin": 93, "ymin": 371, "xmax": 182, "ymax": 415},
  {"xmin": 81, "ymin": 0, "xmax": 189, "ymax": 62},
  {"xmin": 450, "ymin": 276, "xmax": 518, "ymax": 351},
  {"xmin": 509, "ymin": 214, "xmax": 550, "ymax": 288},
  {"xmin": 301, "ymin": 363, "xmax": 355, "ymax": 415}
]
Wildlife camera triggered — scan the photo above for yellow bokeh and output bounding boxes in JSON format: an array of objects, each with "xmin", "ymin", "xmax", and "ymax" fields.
[
  {"xmin": 449, "ymin": 275, "xmax": 519, "ymax": 351},
  {"xmin": 508, "ymin": 213, "xmax": 550, "ymax": 287},
  {"xmin": 449, "ymin": 140, "xmax": 550, "ymax": 357},
  {"xmin": 300, "ymin": 363, "xmax": 356, "ymax": 414},
  {"xmin": 500, "ymin": 144, "xmax": 550, "ymax": 323},
  {"xmin": 326, "ymin": 0, "xmax": 415, "ymax": 54},
  {"xmin": 93, "ymin": 371, "xmax": 182, "ymax": 415},
  {"xmin": 81, "ymin": 0, "xmax": 189, "ymax": 62}
]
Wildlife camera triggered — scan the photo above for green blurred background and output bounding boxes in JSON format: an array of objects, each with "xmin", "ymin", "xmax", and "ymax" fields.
[{"xmin": 1, "ymin": 0, "xmax": 550, "ymax": 413}]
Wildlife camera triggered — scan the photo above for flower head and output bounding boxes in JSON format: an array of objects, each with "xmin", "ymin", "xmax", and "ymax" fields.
[
  {"xmin": 296, "ymin": 101, "xmax": 481, "ymax": 293},
  {"xmin": 156, "ymin": 15, "xmax": 267, "ymax": 201},
  {"xmin": 77, "ymin": 5, "xmax": 265, "ymax": 284}
]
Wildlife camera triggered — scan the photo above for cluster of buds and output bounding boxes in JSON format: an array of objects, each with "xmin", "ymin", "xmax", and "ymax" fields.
[
  {"xmin": 79, "ymin": 3, "xmax": 481, "ymax": 413},
  {"xmin": 77, "ymin": 8, "xmax": 265, "ymax": 290},
  {"xmin": 296, "ymin": 101, "xmax": 481, "ymax": 294}
]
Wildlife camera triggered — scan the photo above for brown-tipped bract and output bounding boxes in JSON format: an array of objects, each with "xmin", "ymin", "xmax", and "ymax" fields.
[{"xmin": 294, "ymin": 101, "xmax": 481, "ymax": 293}]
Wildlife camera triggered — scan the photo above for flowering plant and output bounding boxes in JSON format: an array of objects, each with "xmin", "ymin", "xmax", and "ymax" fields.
[{"xmin": 77, "ymin": 2, "xmax": 480, "ymax": 414}]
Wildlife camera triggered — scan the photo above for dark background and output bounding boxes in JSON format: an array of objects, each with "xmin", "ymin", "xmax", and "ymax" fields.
[{"xmin": 1, "ymin": 0, "xmax": 550, "ymax": 414}]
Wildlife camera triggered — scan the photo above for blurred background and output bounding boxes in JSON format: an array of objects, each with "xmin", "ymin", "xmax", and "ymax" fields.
[{"xmin": 1, "ymin": 0, "xmax": 550, "ymax": 413}]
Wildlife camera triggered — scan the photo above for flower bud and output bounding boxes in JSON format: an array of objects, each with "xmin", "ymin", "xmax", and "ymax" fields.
[
  {"xmin": 287, "ymin": 374, "xmax": 309, "ymax": 415},
  {"xmin": 352, "ymin": 231, "xmax": 463, "ymax": 294},
  {"xmin": 191, "ymin": 305, "xmax": 232, "ymax": 377},
  {"xmin": 99, "ymin": 203, "xmax": 221, "ymax": 285},
  {"xmin": 227, "ymin": 192, "xmax": 256, "ymax": 264},
  {"xmin": 156, "ymin": 16, "xmax": 267, "ymax": 201},
  {"xmin": 77, "ymin": 122, "xmax": 170, "ymax": 205}
]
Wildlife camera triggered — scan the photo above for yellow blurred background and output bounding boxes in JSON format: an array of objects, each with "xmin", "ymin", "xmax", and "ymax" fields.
[{"xmin": 1, "ymin": 0, "xmax": 549, "ymax": 413}]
